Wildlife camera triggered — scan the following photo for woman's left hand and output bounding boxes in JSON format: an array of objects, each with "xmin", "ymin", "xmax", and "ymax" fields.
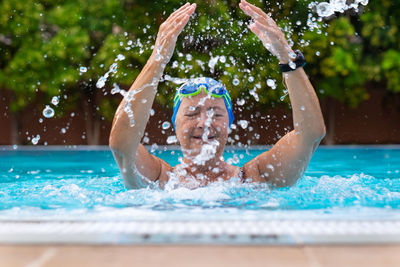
[{"xmin": 239, "ymin": 0, "xmax": 294, "ymax": 64}]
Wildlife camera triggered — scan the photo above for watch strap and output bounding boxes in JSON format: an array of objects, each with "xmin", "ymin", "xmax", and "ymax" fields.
[{"xmin": 278, "ymin": 50, "xmax": 306, "ymax": 72}]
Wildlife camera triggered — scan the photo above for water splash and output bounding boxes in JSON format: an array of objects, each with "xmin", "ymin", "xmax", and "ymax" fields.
[{"xmin": 315, "ymin": 0, "xmax": 369, "ymax": 18}]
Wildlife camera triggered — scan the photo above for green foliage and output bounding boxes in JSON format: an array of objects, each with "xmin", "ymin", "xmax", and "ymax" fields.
[{"xmin": 0, "ymin": 0, "xmax": 399, "ymax": 120}]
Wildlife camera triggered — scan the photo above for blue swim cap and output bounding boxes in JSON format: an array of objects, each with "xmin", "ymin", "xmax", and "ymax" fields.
[{"xmin": 171, "ymin": 77, "xmax": 234, "ymax": 130}]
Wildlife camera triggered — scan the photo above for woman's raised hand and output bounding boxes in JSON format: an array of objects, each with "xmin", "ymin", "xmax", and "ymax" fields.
[
  {"xmin": 239, "ymin": 0, "xmax": 294, "ymax": 64},
  {"xmin": 151, "ymin": 3, "xmax": 196, "ymax": 66}
]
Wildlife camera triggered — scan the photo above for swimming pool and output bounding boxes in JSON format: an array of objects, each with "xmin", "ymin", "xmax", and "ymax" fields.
[{"xmin": 1, "ymin": 146, "xmax": 399, "ymax": 244}]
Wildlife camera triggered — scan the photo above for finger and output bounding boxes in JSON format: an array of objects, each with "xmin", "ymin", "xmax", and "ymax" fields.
[
  {"xmin": 241, "ymin": 1, "xmax": 278, "ymax": 28},
  {"xmin": 254, "ymin": 21, "xmax": 282, "ymax": 40},
  {"xmin": 168, "ymin": 4, "xmax": 196, "ymax": 25},
  {"xmin": 169, "ymin": 2, "xmax": 190, "ymax": 19},
  {"xmin": 249, "ymin": 23, "xmax": 270, "ymax": 44},
  {"xmin": 240, "ymin": 1, "xmax": 267, "ymax": 20},
  {"xmin": 171, "ymin": 4, "xmax": 195, "ymax": 26},
  {"xmin": 167, "ymin": 3, "xmax": 194, "ymax": 25}
]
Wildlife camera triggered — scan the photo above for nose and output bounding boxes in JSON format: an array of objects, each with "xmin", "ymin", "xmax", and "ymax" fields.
[{"xmin": 196, "ymin": 111, "xmax": 212, "ymax": 129}]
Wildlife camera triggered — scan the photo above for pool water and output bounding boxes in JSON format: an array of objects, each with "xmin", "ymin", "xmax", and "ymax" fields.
[{"xmin": 1, "ymin": 146, "xmax": 399, "ymax": 223}]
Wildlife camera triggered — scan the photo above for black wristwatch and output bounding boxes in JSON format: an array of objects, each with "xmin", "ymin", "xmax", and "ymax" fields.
[{"xmin": 278, "ymin": 50, "xmax": 306, "ymax": 72}]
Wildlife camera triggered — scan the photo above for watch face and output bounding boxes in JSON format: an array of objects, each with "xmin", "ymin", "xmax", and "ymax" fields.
[{"xmin": 295, "ymin": 50, "xmax": 305, "ymax": 61}]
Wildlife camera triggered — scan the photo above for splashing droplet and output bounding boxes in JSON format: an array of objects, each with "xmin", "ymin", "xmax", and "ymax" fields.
[
  {"xmin": 51, "ymin": 96, "xmax": 59, "ymax": 106},
  {"xmin": 111, "ymin": 83, "xmax": 121, "ymax": 95},
  {"xmin": 232, "ymin": 78, "xmax": 240, "ymax": 86},
  {"xmin": 42, "ymin": 105, "xmax": 54, "ymax": 118},
  {"xmin": 116, "ymin": 54, "xmax": 125, "ymax": 61},
  {"xmin": 96, "ymin": 76, "xmax": 107, "ymax": 89},
  {"xmin": 166, "ymin": 135, "xmax": 178, "ymax": 144},
  {"xmin": 31, "ymin": 135, "xmax": 40, "ymax": 145},
  {"xmin": 236, "ymin": 98, "xmax": 245, "ymax": 106},
  {"xmin": 267, "ymin": 79, "xmax": 276, "ymax": 89},
  {"xmin": 238, "ymin": 120, "xmax": 249, "ymax": 129},
  {"xmin": 79, "ymin": 66, "xmax": 87, "ymax": 73},
  {"xmin": 316, "ymin": 2, "xmax": 334, "ymax": 17},
  {"xmin": 162, "ymin": 121, "xmax": 171, "ymax": 130}
]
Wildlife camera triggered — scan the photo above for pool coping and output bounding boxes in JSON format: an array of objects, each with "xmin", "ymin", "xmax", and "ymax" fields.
[{"xmin": 1, "ymin": 219, "xmax": 400, "ymax": 245}]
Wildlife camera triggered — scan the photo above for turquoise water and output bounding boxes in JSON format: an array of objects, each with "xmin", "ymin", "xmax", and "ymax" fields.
[{"xmin": 0, "ymin": 146, "xmax": 399, "ymax": 221}]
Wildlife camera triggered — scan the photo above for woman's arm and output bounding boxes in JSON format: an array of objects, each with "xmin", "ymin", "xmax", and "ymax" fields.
[
  {"xmin": 109, "ymin": 3, "xmax": 196, "ymax": 188},
  {"xmin": 240, "ymin": 0, "xmax": 326, "ymax": 187}
]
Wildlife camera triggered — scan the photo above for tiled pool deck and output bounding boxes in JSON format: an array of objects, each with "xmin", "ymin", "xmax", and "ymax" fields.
[{"xmin": 2, "ymin": 245, "xmax": 400, "ymax": 267}]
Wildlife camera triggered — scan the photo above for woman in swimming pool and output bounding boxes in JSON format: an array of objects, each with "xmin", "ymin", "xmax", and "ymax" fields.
[{"xmin": 109, "ymin": 0, "xmax": 326, "ymax": 189}]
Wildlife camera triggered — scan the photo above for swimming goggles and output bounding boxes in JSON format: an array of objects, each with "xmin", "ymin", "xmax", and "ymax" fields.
[{"xmin": 171, "ymin": 77, "xmax": 234, "ymax": 130}]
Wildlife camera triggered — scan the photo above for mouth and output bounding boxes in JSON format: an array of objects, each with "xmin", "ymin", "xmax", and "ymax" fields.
[{"xmin": 192, "ymin": 135, "xmax": 216, "ymax": 141}]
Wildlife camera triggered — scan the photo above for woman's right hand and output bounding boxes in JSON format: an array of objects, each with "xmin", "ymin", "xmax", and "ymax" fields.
[{"xmin": 151, "ymin": 3, "xmax": 196, "ymax": 66}]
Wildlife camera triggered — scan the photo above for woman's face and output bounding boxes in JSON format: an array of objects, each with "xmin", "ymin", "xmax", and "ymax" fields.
[{"xmin": 174, "ymin": 91, "xmax": 229, "ymax": 161}]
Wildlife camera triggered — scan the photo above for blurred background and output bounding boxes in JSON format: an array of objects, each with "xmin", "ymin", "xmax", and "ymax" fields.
[{"xmin": 0, "ymin": 0, "xmax": 399, "ymax": 146}]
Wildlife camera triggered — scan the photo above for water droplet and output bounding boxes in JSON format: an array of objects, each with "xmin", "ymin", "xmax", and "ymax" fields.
[
  {"xmin": 232, "ymin": 78, "xmax": 240, "ymax": 86},
  {"xmin": 236, "ymin": 98, "xmax": 245, "ymax": 106},
  {"xmin": 300, "ymin": 105, "xmax": 306, "ymax": 111},
  {"xmin": 13, "ymin": 144, "xmax": 18, "ymax": 150},
  {"xmin": 96, "ymin": 76, "xmax": 106, "ymax": 88},
  {"xmin": 109, "ymin": 63, "xmax": 118, "ymax": 74},
  {"xmin": 331, "ymin": 0, "xmax": 347, "ymax": 12},
  {"xmin": 248, "ymin": 76, "xmax": 254, "ymax": 82},
  {"xmin": 150, "ymin": 109, "xmax": 155, "ymax": 116},
  {"xmin": 186, "ymin": 54, "xmax": 192, "ymax": 61},
  {"xmin": 288, "ymin": 51, "xmax": 297, "ymax": 59},
  {"xmin": 267, "ymin": 79, "xmax": 276, "ymax": 89},
  {"xmin": 280, "ymin": 90, "xmax": 289, "ymax": 101},
  {"xmin": 150, "ymin": 143, "xmax": 158, "ymax": 153},
  {"xmin": 289, "ymin": 61, "xmax": 296, "ymax": 70},
  {"xmin": 61, "ymin": 128, "xmax": 66, "ymax": 134},
  {"xmin": 42, "ymin": 105, "xmax": 54, "ymax": 118},
  {"xmin": 166, "ymin": 135, "xmax": 177, "ymax": 144},
  {"xmin": 162, "ymin": 121, "xmax": 171, "ymax": 130},
  {"xmin": 79, "ymin": 66, "xmax": 87, "ymax": 73},
  {"xmin": 316, "ymin": 2, "xmax": 333, "ymax": 17},
  {"xmin": 32, "ymin": 135, "xmax": 40, "ymax": 145},
  {"xmin": 51, "ymin": 96, "xmax": 59, "ymax": 106},
  {"xmin": 116, "ymin": 54, "xmax": 125, "ymax": 61},
  {"xmin": 249, "ymin": 88, "xmax": 259, "ymax": 101},
  {"xmin": 111, "ymin": 83, "xmax": 120, "ymax": 95},
  {"xmin": 238, "ymin": 120, "xmax": 249, "ymax": 129},
  {"xmin": 358, "ymin": 0, "xmax": 368, "ymax": 5},
  {"xmin": 155, "ymin": 46, "xmax": 162, "ymax": 61}
]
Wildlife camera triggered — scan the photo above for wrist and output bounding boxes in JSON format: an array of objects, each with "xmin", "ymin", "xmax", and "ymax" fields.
[
  {"xmin": 278, "ymin": 49, "xmax": 295, "ymax": 64},
  {"xmin": 278, "ymin": 50, "xmax": 306, "ymax": 73}
]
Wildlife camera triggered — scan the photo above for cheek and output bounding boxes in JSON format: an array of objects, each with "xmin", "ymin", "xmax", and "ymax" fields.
[{"xmin": 176, "ymin": 124, "xmax": 191, "ymax": 143}]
